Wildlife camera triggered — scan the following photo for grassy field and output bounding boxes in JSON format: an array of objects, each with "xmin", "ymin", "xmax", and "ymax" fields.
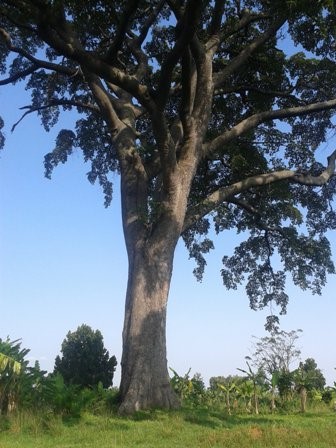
[{"xmin": 1, "ymin": 408, "xmax": 336, "ymax": 448}]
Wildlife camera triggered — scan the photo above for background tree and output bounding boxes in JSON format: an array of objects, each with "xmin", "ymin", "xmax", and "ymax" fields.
[
  {"xmin": 251, "ymin": 330, "xmax": 302, "ymax": 375},
  {"xmin": 54, "ymin": 324, "xmax": 117, "ymax": 389},
  {"xmin": 1, "ymin": 1, "xmax": 336, "ymax": 412},
  {"xmin": 250, "ymin": 329, "xmax": 302, "ymax": 409},
  {"xmin": 300, "ymin": 358, "xmax": 326, "ymax": 391},
  {"xmin": 292, "ymin": 362, "xmax": 315, "ymax": 413}
]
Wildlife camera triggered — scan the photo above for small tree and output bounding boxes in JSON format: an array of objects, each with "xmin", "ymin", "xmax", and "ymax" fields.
[
  {"xmin": 54, "ymin": 324, "xmax": 117, "ymax": 389},
  {"xmin": 293, "ymin": 359, "xmax": 326, "ymax": 413},
  {"xmin": 300, "ymin": 358, "xmax": 326, "ymax": 391}
]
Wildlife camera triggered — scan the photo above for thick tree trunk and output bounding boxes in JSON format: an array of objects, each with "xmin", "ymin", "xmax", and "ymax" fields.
[{"xmin": 118, "ymin": 243, "xmax": 180, "ymax": 414}]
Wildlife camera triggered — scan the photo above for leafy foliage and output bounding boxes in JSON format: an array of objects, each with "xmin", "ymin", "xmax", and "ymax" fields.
[
  {"xmin": 54, "ymin": 324, "xmax": 117, "ymax": 389},
  {"xmin": 0, "ymin": 337, "xmax": 29, "ymax": 414},
  {"xmin": 54, "ymin": 324, "xmax": 117, "ymax": 388}
]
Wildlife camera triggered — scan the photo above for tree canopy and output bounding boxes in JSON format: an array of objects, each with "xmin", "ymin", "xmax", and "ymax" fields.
[
  {"xmin": 1, "ymin": 0, "xmax": 336, "ymax": 411},
  {"xmin": 54, "ymin": 324, "xmax": 117, "ymax": 389}
]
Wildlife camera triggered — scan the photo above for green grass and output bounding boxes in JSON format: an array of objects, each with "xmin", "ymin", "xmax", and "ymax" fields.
[{"xmin": 1, "ymin": 408, "xmax": 336, "ymax": 448}]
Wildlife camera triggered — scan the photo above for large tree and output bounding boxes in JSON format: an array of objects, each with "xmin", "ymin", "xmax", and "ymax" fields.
[{"xmin": 1, "ymin": 0, "xmax": 336, "ymax": 413}]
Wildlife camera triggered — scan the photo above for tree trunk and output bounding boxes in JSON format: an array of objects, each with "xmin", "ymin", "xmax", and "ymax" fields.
[
  {"xmin": 253, "ymin": 386, "xmax": 259, "ymax": 415},
  {"xmin": 299, "ymin": 386, "xmax": 307, "ymax": 413},
  {"xmin": 118, "ymin": 242, "xmax": 180, "ymax": 414},
  {"xmin": 225, "ymin": 390, "xmax": 231, "ymax": 415},
  {"xmin": 270, "ymin": 385, "xmax": 276, "ymax": 412}
]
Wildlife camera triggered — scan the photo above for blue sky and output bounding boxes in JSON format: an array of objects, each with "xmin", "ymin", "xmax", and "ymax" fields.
[{"xmin": 1, "ymin": 75, "xmax": 336, "ymax": 388}]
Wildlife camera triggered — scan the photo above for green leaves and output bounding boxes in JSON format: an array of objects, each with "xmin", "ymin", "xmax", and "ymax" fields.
[
  {"xmin": 0, "ymin": 353, "xmax": 21, "ymax": 375},
  {"xmin": 44, "ymin": 129, "xmax": 76, "ymax": 178},
  {"xmin": 0, "ymin": 337, "xmax": 30, "ymax": 414},
  {"xmin": 54, "ymin": 324, "xmax": 117, "ymax": 389}
]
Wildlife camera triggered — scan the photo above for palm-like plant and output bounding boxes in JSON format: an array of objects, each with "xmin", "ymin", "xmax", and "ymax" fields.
[
  {"xmin": 238, "ymin": 359, "xmax": 265, "ymax": 415},
  {"xmin": 0, "ymin": 338, "xmax": 29, "ymax": 414}
]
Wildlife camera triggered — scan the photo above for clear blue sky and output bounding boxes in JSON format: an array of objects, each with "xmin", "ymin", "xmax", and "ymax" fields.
[{"xmin": 1, "ymin": 75, "xmax": 336, "ymax": 388}]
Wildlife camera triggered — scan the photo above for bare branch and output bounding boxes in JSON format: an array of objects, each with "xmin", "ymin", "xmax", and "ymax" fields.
[
  {"xmin": 183, "ymin": 150, "xmax": 336, "ymax": 231},
  {"xmin": 10, "ymin": 99, "xmax": 99, "ymax": 132}
]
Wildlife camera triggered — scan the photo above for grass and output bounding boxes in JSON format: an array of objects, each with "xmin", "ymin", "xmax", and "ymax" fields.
[{"xmin": 0, "ymin": 408, "xmax": 336, "ymax": 448}]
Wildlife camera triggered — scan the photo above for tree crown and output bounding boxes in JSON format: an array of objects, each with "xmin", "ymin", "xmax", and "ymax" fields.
[{"xmin": 1, "ymin": 1, "xmax": 336, "ymax": 325}]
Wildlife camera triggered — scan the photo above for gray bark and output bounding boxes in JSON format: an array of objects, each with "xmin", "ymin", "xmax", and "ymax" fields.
[{"xmin": 118, "ymin": 244, "xmax": 180, "ymax": 414}]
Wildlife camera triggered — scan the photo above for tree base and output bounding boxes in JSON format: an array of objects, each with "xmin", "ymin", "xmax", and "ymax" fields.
[{"xmin": 118, "ymin": 384, "xmax": 180, "ymax": 415}]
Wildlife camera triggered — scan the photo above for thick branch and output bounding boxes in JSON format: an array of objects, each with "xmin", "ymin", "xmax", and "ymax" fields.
[
  {"xmin": 136, "ymin": 0, "xmax": 166, "ymax": 46},
  {"xmin": 208, "ymin": 0, "xmax": 225, "ymax": 37},
  {"xmin": 206, "ymin": 10, "xmax": 270, "ymax": 54},
  {"xmin": 156, "ymin": 0, "xmax": 202, "ymax": 110},
  {"xmin": 0, "ymin": 65, "xmax": 38, "ymax": 85},
  {"xmin": 183, "ymin": 151, "xmax": 336, "ymax": 231},
  {"xmin": 105, "ymin": 0, "xmax": 141, "ymax": 64},
  {"xmin": 84, "ymin": 72, "xmax": 124, "ymax": 136},
  {"xmin": 204, "ymin": 98, "xmax": 336, "ymax": 157},
  {"xmin": 213, "ymin": 16, "xmax": 286, "ymax": 88},
  {"xmin": 0, "ymin": 26, "xmax": 81, "ymax": 78},
  {"xmin": 127, "ymin": 1, "xmax": 166, "ymax": 82},
  {"xmin": 29, "ymin": 13, "xmax": 156, "ymax": 112}
]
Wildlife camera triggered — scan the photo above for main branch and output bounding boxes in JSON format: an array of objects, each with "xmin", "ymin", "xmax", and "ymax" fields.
[
  {"xmin": 183, "ymin": 150, "xmax": 336, "ymax": 231},
  {"xmin": 204, "ymin": 98, "xmax": 336, "ymax": 158}
]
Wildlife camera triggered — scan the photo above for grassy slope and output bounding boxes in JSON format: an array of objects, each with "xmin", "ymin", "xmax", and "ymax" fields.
[{"xmin": 0, "ymin": 409, "xmax": 336, "ymax": 448}]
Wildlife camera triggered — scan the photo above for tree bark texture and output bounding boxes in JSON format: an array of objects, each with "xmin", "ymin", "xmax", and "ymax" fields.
[
  {"xmin": 118, "ymin": 243, "xmax": 180, "ymax": 414},
  {"xmin": 117, "ymin": 130, "xmax": 200, "ymax": 413},
  {"xmin": 300, "ymin": 387, "xmax": 307, "ymax": 413}
]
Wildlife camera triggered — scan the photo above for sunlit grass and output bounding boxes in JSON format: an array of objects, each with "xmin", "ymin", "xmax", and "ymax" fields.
[{"xmin": 1, "ymin": 408, "xmax": 335, "ymax": 447}]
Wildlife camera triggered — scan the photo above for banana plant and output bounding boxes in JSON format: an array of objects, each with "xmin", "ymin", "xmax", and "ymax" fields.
[
  {"xmin": 218, "ymin": 381, "xmax": 237, "ymax": 415},
  {"xmin": 0, "ymin": 337, "xmax": 29, "ymax": 414},
  {"xmin": 0, "ymin": 352, "xmax": 22, "ymax": 414},
  {"xmin": 238, "ymin": 359, "xmax": 265, "ymax": 415}
]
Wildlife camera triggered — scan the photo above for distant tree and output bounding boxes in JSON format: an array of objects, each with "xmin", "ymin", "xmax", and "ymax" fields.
[
  {"xmin": 292, "ymin": 359, "xmax": 326, "ymax": 413},
  {"xmin": 251, "ymin": 330, "xmax": 302, "ymax": 374},
  {"xmin": 300, "ymin": 358, "xmax": 326, "ymax": 391},
  {"xmin": 250, "ymin": 329, "xmax": 302, "ymax": 409},
  {"xmin": 275, "ymin": 369, "xmax": 294, "ymax": 403},
  {"xmin": 54, "ymin": 324, "xmax": 117, "ymax": 389}
]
